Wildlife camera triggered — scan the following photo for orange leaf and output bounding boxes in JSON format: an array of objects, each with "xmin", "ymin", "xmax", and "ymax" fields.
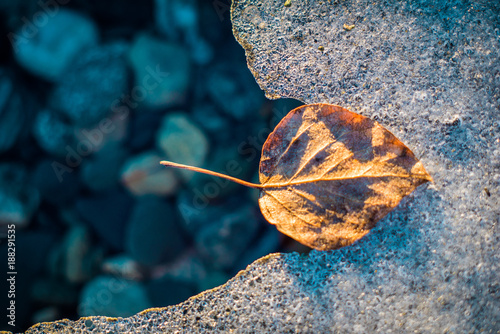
[
  {"xmin": 257, "ymin": 104, "xmax": 431, "ymax": 250},
  {"xmin": 161, "ymin": 103, "xmax": 432, "ymax": 251}
]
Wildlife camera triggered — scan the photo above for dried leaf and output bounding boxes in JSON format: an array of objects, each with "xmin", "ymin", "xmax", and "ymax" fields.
[
  {"xmin": 161, "ymin": 103, "xmax": 432, "ymax": 251},
  {"xmin": 258, "ymin": 103, "xmax": 431, "ymax": 250}
]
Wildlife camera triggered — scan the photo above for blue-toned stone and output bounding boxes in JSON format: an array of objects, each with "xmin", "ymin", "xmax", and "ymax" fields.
[
  {"xmin": 101, "ymin": 255, "xmax": 145, "ymax": 281},
  {"xmin": 194, "ymin": 203, "xmax": 259, "ymax": 270},
  {"xmin": 31, "ymin": 278, "xmax": 79, "ymax": 306},
  {"xmin": 156, "ymin": 112, "xmax": 209, "ymax": 182},
  {"xmin": 154, "ymin": 0, "xmax": 213, "ymax": 65},
  {"xmin": 198, "ymin": 270, "xmax": 230, "ymax": 292},
  {"xmin": 120, "ymin": 150, "xmax": 180, "ymax": 196},
  {"xmin": 234, "ymin": 226, "xmax": 280, "ymax": 272},
  {"xmin": 0, "ymin": 231, "xmax": 57, "ymax": 327},
  {"xmin": 0, "ymin": 69, "xmax": 24, "ymax": 153},
  {"xmin": 190, "ymin": 103, "xmax": 232, "ymax": 142},
  {"xmin": 32, "ymin": 159, "xmax": 81, "ymax": 207},
  {"xmin": 145, "ymin": 275, "xmax": 196, "ymax": 307},
  {"xmin": 32, "ymin": 109, "xmax": 76, "ymax": 157},
  {"xmin": 79, "ymin": 276, "xmax": 151, "ymax": 317},
  {"xmin": 128, "ymin": 33, "xmax": 191, "ymax": 108},
  {"xmin": 126, "ymin": 111, "xmax": 164, "ymax": 151},
  {"xmin": 49, "ymin": 42, "xmax": 129, "ymax": 127},
  {"xmin": 125, "ymin": 196, "xmax": 186, "ymax": 267},
  {"xmin": 206, "ymin": 62, "xmax": 265, "ymax": 120},
  {"xmin": 11, "ymin": 9, "xmax": 98, "ymax": 81},
  {"xmin": 0, "ymin": 163, "xmax": 40, "ymax": 228},
  {"xmin": 75, "ymin": 190, "xmax": 134, "ymax": 251},
  {"xmin": 81, "ymin": 143, "xmax": 128, "ymax": 192}
]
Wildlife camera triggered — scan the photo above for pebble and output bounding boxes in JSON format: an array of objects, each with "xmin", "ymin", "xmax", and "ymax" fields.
[
  {"xmin": 128, "ymin": 33, "xmax": 191, "ymax": 108},
  {"xmin": 270, "ymin": 98, "xmax": 305, "ymax": 126},
  {"xmin": 81, "ymin": 142, "xmax": 128, "ymax": 192},
  {"xmin": 176, "ymin": 189, "xmax": 209, "ymax": 235},
  {"xmin": 155, "ymin": 0, "xmax": 197, "ymax": 40},
  {"xmin": 0, "ymin": 163, "xmax": 40, "ymax": 229},
  {"xmin": 31, "ymin": 278, "xmax": 79, "ymax": 306},
  {"xmin": 32, "ymin": 109, "xmax": 76, "ymax": 157},
  {"xmin": 0, "ymin": 69, "xmax": 24, "ymax": 153},
  {"xmin": 74, "ymin": 0, "xmax": 153, "ymax": 29},
  {"xmin": 46, "ymin": 222, "xmax": 104, "ymax": 284},
  {"xmin": 145, "ymin": 274, "xmax": 196, "ymax": 307},
  {"xmin": 48, "ymin": 42, "xmax": 129, "ymax": 127},
  {"xmin": 62, "ymin": 224, "xmax": 102, "ymax": 283},
  {"xmin": 75, "ymin": 189, "xmax": 134, "ymax": 251},
  {"xmin": 73, "ymin": 110, "xmax": 130, "ymax": 154},
  {"xmin": 0, "ymin": 231, "xmax": 58, "ymax": 326},
  {"xmin": 32, "ymin": 159, "xmax": 81, "ymax": 207},
  {"xmin": 101, "ymin": 255, "xmax": 145, "ymax": 281},
  {"xmin": 150, "ymin": 249, "xmax": 207, "ymax": 284},
  {"xmin": 187, "ymin": 144, "xmax": 254, "ymax": 199},
  {"xmin": 120, "ymin": 150, "xmax": 180, "ymax": 196},
  {"xmin": 156, "ymin": 112, "xmax": 209, "ymax": 182},
  {"xmin": 176, "ymin": 191, "xmax": 252, "ymax": 237},
  {"xmin": 206, "ymin": 63, "xmax": 265, "ymax": 120},
  {"xmin": 154, "ymin": 0, "xmax": 213, "ymax": 65},
  {"xmin": 79, "ymin": 275, "xmax": 151, "ymax": 317},
  {"xmin": 198, "ymin": 270, "xmax": 231, "ymax": 292},
  {"xmin": 234, "ymin": 226, "xmax": 281, "ymax": 272},
  {"xmin": 31, "ymin": 306, "xmax": 61, "ymax": 325},
  {"xmin": 125, "ymin": 196, "xmax": 186, "ymax": 267},
  {"xmin": 194, "ymin": 203, "xmax": 260, "ymax": 270},
  {"xmin": 190, "ymin": 103, "xmax": 232, "ymax": 141},
  {"xmin": 11, "ymin": 9, "xmax": 99, "ymax": 81},
  {"xmin": 126, "ymin": 111, "xmax": 165, "ymax": 151}
]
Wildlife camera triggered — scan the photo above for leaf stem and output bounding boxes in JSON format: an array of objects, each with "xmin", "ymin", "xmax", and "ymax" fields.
[{"xmin": 160, "ymin": 161, "xmax": 263, "ymax": 189}]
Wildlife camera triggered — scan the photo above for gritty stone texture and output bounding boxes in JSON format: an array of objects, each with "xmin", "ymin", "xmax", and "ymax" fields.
[
  {"xmin": 231, "ymin": 0, "xmax": 500, "ymax": 115},
  {"xmin": 23, "ymin": 0, "xmax": 499, "ymax": 333}
]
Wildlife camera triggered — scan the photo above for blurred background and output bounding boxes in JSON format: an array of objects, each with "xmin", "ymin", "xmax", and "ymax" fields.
[{"xmin": 0, "ymin": 0, "xmax": 307, "ymax": 331}]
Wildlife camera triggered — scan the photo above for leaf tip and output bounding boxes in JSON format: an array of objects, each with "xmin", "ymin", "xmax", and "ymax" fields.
[{"xmin": 410, "ymin": 161, "xmax": 433, "ymax": 183}]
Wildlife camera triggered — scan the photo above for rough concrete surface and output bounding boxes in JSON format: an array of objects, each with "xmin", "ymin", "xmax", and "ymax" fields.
[{"xmin": 24, "ymin": 0, "xmax": 499, "ymax": 333}]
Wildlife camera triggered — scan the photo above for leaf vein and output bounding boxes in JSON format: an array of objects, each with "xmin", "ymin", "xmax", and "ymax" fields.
[
  {"xmin": 262, "ymin": 121, "xmax": 316, "ymax": 182},
  {"xmin": 289, "ymin": 139, "xmax": 333, "ymax": 182},
  {"xmin": 265, "ymin": 191, "xmax": 319, "ymax": 228},
  {"xmin": 289, "ymin": 187, "xmax": 326, "ymax": 211},
  {"xmin": 263, "ymin": 173, "xmax": 423, "ymax": 188}
]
